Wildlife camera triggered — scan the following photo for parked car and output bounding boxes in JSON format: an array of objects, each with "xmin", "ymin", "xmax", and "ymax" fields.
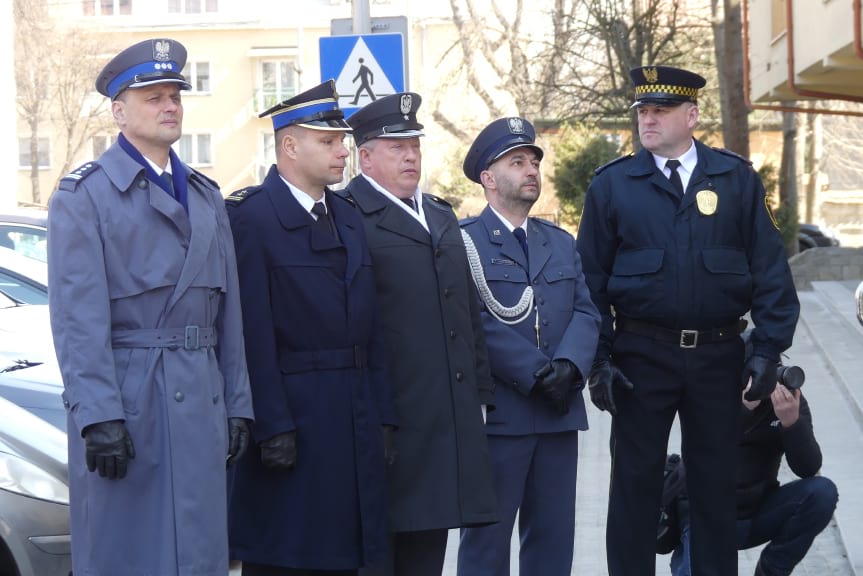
[
  {"xmin": 0, "ymin": 289, "xmax": 53, "ymax": 365},
  {"xmin": 0, "ymin": 208, "xmax": 47, "ymax": 263},
  {"xmin": 0, "ymin": 394, "xmax": 71, "ymax": 576},
  {"xmin": 0, "ymin": 360, "xmax": 65, "ymax": 432},
  {"xmin": 0, "ymin": 246, "xmax": 48, "ymax": 305},
  {"xmin": 798, "ymin": 222, "xmax": 840, "ymax": 253}
]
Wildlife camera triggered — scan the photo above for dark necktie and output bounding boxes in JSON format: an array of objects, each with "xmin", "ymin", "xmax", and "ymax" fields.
[
  {"xmin": 513, "ymin": 227, "xmax": 529, "ymax": 266},
  {"xmin": 665, "ymin": 159, "xmax": 684, "ymax": 197},
  {"xmin": 161, "ymin": 171, "xmax": 175, "ymax": 199},
  {"xmin": 402, "ymin": 197, "xmax": 417, "ymax": 212},
  {"xmin": 311, "ymin": 201, "xmax": 334, "ymax": 236}
]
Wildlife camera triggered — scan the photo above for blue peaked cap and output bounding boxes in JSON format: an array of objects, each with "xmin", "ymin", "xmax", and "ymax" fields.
[
  {"xmin": 259, "ymin": 80, "xmax": 351, "ymax": 132},
  {"xmin": 96, "ymin": 38, "xmax": 192, "ymax": 100},
  {"xmin": 463, "ymin": 117, "xmax": 544, "ymax": 184}
]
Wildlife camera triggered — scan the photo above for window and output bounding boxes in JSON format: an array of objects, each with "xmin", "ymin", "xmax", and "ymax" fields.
[
  {"xmin": 18, "ymin": 138, "xmax": 50, "ymax": 169},
  {"xmin": 181, "ymin": 62, "xmax": 211, "ymax": 93},
  {"xmin": 258, "ymin": 132, "xmax": 275, "ymax": 182},
  {"xmin": 175, "ymin": 134, "xmax": 212, "ymax": 166},
  {"xmin": 92, "ymin": 134, "xmax": 118, "ymax": 157},
  {"xmin": 82, "ymin": 0, "xmax": 131, "ymax": 16},
  {"xmin": 258, "ymin": 60, "xmax": 297, "ymax": 111},
  {"xmin": 168, "ymin": 0, "xmax": 218, "ymax": 13}
]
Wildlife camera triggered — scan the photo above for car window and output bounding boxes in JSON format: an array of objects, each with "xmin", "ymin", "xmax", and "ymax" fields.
[
  {"xmin": 0, "ymin": 225, "xmax": 47, "ymax": 262},
  {"xmin": 0, "ymin": 270, "xmax": 48, "ymax": 305}
]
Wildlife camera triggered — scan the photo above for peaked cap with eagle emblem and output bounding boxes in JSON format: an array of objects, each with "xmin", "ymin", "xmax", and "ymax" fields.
[
  {"xmin": 96, "ymin": 38, "xmax": 192, "ymax": 100},
  {"xmin": 629, "ymin": 65, "xmax": 706, "ymax": 108}
]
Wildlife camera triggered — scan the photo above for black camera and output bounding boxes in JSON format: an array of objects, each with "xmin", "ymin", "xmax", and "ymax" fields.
[{"xmin": 777, "ymin": 364, "xmax": 805, "ymax": 390}]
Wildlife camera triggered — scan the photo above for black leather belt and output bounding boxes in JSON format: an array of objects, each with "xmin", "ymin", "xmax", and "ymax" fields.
[
  {"xmin": 279, "ymin": 345, "xmax": 368, "ymax": 374},
  {"xmin": 616, "ymin": 317, "xmax": 743, "ymax": 349}
]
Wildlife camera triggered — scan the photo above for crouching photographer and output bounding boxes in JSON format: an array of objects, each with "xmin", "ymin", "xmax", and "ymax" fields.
[{"xmin": 666, "ymin": 359, "xmax": 838, "ymax": 576}]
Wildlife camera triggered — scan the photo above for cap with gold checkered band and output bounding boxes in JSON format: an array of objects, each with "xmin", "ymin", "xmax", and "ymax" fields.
[{"xmin": 629, "ymin": 65, "xmax": 706, "ymax": 108}]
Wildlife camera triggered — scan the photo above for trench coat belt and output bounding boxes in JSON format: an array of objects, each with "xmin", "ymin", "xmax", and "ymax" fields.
[
  {"xmin": 616, "ymin": 316, "xmax": 743, "ymax": 349},
  {"xmin": 278, "ymin": 345, "xmax": 368, "ymax": 374},
  {"xmin": 111, "ymin": 325, "xmax": 218, "ymax": 351}
]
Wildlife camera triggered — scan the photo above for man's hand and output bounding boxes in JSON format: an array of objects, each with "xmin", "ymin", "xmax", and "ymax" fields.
[
  {"xmin": 260, "ymin": 431, "xmax": 297, "ymax": 470},
  {"xmin": 83, "ymin": 419, "xmax": 135, "ymax": 480},
  {"xmin": 382, "ymin": 425, "xmax": 398, "ymax": 467},
  {"xmin": 770, "ymin": 384, "xmax": 800, "ymax": 428},
  {"xmin": 743, "ymin": 355, "xmax": 777, "ymax": 401},
  {"xmin": 534, "ymin": 359, "xmax": 580, "ymax": 415},
  {"xmin": 226, "ymin": 418, "xmax": 251, "ymax": 468},
  {"xmin": 587, "ymin": 360, "xmax": 634, "ymax": 416}
]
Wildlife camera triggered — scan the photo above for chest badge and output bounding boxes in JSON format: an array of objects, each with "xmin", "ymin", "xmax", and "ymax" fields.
[{"xmin": 695, "ymin": 189, "xmax": 718, "ymax": 215}]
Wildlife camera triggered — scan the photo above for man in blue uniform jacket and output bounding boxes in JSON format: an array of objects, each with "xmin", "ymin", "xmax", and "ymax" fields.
[
  {"xmin": 576, "ymin": 65, "xmax": 800, "ymax": 576},
  {"xmin": 457, "ymin": 117, "xmax": 601, "ymax": 576},
  {"xmin": 225, "ymin": 80, "xmax": 397, "ymax": 576}
]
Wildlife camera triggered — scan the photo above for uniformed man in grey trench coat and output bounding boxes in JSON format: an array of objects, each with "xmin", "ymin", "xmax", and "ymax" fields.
[{"xmin": 47, "ymin": 38, "xmax": 254, "ymax": 576}]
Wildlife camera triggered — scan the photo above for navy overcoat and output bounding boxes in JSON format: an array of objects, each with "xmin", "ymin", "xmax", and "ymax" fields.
[{"xmin": 226, "ymin": 165, "xmax": 396, "ymax": 570}]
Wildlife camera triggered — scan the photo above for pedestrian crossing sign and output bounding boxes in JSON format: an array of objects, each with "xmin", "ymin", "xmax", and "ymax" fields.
[{"xmin": 319, "ymin": 33, "xmax": 405, "ymax": 119}]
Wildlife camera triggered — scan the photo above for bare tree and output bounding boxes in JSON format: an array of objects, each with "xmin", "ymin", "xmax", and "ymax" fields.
[
  {"xmin": 14, "ymin": 0, "xmax": 113, "ymax": 204},
  {"xmin": 711, "ymin": 0, "xmax": 749, "ymax": 157}
]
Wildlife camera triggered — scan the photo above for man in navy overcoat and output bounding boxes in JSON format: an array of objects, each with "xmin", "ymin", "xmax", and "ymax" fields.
[
  {"xmin": 457, "ymin": 117, "xmax": 600, "ymax": 576},
  {"xmin": 225, "ymin": 80, "xmax": 397, "ymax": 576}
]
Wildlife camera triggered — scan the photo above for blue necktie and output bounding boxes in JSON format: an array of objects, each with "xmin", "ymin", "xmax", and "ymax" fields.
[
  {"xmin": 161, "ymin": 171, "xmax": 175, "ymax": 199},
  {"xmin": 513, "ymin": 227, "xmax": 529, "ymax": 269}
]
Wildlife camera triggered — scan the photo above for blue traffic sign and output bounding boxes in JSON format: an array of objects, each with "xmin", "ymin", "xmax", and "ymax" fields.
[{"xmin": 320, "ymin": 33, "xmax": 405, "ymax": 118}]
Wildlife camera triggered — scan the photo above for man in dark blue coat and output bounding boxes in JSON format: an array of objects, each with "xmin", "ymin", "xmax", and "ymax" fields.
[
  {"xmin": 457, "ymin": 117, "xmax": 600, "ymax": 576},
  {"xmin": 576, "ymin": 65, "xmax": 800, "ymax": 576},
  {"xmin": 341, "ymin": 93, "xmax": 498, "ymax": 576},
  {"xmin": 225, "ymin": 80, "xmax": 397, "ymax": 576}
]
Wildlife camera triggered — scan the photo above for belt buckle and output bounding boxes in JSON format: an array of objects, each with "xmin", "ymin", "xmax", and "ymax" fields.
[
  {"xmin": 184, "ymin": 325, "xmax": 200, "ymax": 350},
  {"xmin": 680, "ymin": 329, "xmax": 698, "ymax": 349}
]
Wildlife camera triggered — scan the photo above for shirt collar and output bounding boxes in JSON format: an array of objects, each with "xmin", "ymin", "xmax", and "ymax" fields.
[
  {"xmin": 360, "ymin": 173, "xmax": 428, "ymax": 232},
  {"xmin": 489, "ymin": 205, "xmax": 527, "ymax": 236},
  {"xmin": 279, "ymin": 173, "xmax": 322, "ymax": 215},
  {"xmin": 651, "ymin": 138, "xmax": 698, "ymax": 176}
]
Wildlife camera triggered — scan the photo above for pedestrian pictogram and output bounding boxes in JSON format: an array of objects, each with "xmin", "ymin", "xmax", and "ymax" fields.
[{"xmin": 320, "ymin": 33, "xmax": 405, "ymax": 118}]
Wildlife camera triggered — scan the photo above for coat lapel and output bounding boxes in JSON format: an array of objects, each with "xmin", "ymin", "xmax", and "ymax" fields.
[
  {"xmin": 167, "ymin": 166, "xmax": 216, "ymax": 311},
  {"xmin": 424, "ymin": 197, "xmax": 454, "ymax": 249},
  {"xmin": 526, "ymin": 218, "xmax": 551, "ymax": 282},
  {"xmin": 479, "ymin": 207, "xmax": 528, "ymax": 271},
  {"xmin": 329, "ymin": 190, "xmax": 362, "ymax": 284},
  {"xmin": 348, "ymin": 176, "xmax": 430, "ymax": 245},
  {"xmin": 264, "ymin": 166, "xmax": 342, "ymax": 252}
]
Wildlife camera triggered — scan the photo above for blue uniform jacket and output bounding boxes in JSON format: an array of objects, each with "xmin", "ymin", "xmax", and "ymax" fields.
[
  {"xmin": 460, "ymin": 207, "xmax": 600, "ymax": 435},
  {"xmin": 577, "ymin": 141, "xmax": 799, "ymax": 362},
  {"xmin": 225, "ymin": 165, "xmax": 395, "ymax": 570}
]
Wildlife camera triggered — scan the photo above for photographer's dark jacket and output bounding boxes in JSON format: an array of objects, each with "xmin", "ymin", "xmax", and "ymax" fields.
[{"xmin": 736, "ymin": 392, "xmax": 822, "ymax": 519}]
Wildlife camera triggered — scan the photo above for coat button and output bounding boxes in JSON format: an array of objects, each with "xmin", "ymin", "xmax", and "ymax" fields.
[
  {"xmin": 444, "ymin": 288, "xmax": 451, "ymax": 297},
  {"xmin": 449, "ymin": 329, "xmax": 456, "ymax": 339},
  {"xmin": 175, "ymin": 391, "xmax": 185, "ymax": 402},
  {"xmin": 543, "ymin": 342, "xmax": 549, "ymax": 349},
  {"xmin": 455, "ymin": 371, "xmax": 464, "ymax": 382},
  {"xmin": 212, "ymin": 394, "xmax": 220, "ymax": 404},
  {"xmin": 542, "ymin": 319, "xmax": 549, "ymax": 326},
  {"xmin": 435, "ymin": 249, "xmax": 442, "ymax": 258},
  {"xmin": 504, "ymin": 273, "xmax": 510, "ymax": 279},
  {"xmin": 138, "ymin": 179, "xmax": 147, "ymax": 189}
]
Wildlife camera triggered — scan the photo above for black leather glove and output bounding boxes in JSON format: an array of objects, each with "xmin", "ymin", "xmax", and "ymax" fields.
[
  {"xmin": 742, "ymin": 354, "xmax": 777, "ymax": 401},
  {"xmin": 260, "ymin": 431, "xmax": 297, "ymax": 470},
  {"xmin": 382, "ymin": 425, "xmax": 398, "ymax": 467},
  {"xmin": 534, "ymin": 359, "xmax": 580, "ymax": 415},
  {"xmin": 587, "ymin": 360, "xmax": 634, "ymax": 416},
  {"xmin": 83, "ymin": 419, "xmax": 135, "ymax": 480},
  {"xmin": 226, "ymin": 418, "xmax": 251, "ymax": 468}
]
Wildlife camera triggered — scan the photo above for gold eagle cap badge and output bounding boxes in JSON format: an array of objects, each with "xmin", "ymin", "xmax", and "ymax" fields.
[
  {"xmin": 643, "ymin": 67, "xmax": 659, "ymax": 84},
  {"xmin": 695, "ymin": 189, "xmax": 718, "ymax": 216}
]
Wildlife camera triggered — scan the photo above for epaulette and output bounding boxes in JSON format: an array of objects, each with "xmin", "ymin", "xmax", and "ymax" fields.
[
  {"xmin": 594, "ymin": 153, "xmax": 634, "ymax": 175},
  {"xmin": 58, "ymin": 162, "xmax": 101, "ymax": 192},
  {"xmin": 225, "ymin": 186, "xmax": 261, "ymax": 206},
  {"xmin": 423, "ymin": 193, "xmax": 452, "ymax": 207},
  {"xmin": 459, "ymin": 216, "xmax": 479, "ymax": 227},
  {"xmin": 190, "ymin": 167, "xmax": 220, "ymax": 189},
  {"xmin": 332, "ymin": 190, "xmax": 355, "ymax": 205},
  {"xmin": 712, "ymin": 147, "xmax": 753, "ymax": 165},
  {"xmin": 532, "ymin": 217, "xmax": 567, "ymax": 233}
]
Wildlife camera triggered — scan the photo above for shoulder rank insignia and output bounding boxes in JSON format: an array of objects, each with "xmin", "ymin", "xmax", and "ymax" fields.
[
  {"xmin": 424, "ymin": 193, "xmax": 452, "ymax": 207},
  {"xmin": 712, "ymin": 147, "xmax": 753, "ymax": 165},
  {"xmin": 225, "ymin": 187, "xmax": 259, "ymax": 205},
  {"xmin": 58, "ymin": 162, "xmax": 101, "ymax": 192},
  {"xmin": 594, "ymin": 153, "xmax": 634, "ymax": 175}
]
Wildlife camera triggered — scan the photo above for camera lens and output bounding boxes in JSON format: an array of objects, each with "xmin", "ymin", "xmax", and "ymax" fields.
[{"xmin": 777, "ymin": 365, "xmax": 805, "ymax": 390}]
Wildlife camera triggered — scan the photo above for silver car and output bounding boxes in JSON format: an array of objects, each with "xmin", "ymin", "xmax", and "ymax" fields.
[{"xmin": 0, "ymin": 394, "xmax": 71, "ymax": 576}]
